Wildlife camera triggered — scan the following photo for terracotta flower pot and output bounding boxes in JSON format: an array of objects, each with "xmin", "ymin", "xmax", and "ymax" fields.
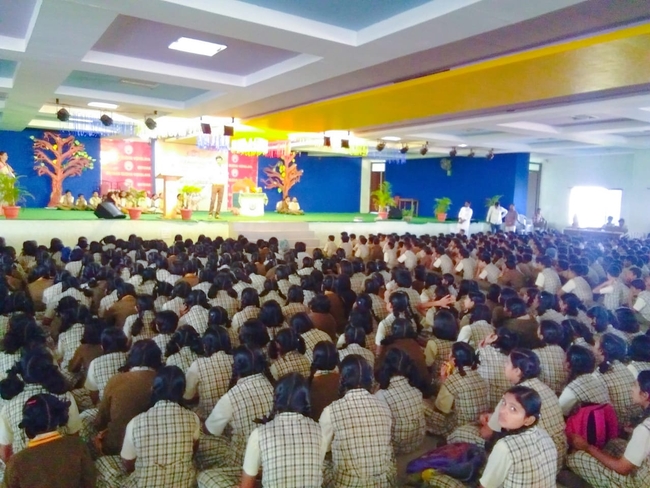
[
  {"xmin": 436, "ymin": 213, "xmax": 447, "ymax": 222},
  {"xmin": 2, "ymin": 205, "xmax": 20, "ymax": 219},
  {"xmin": 377, "ymin": 211, "xmax": 388, "ymax": 220},
  {"xmin": 127, "ymin": 208, "xmax": 142, "ymax": 220},
  {"xmin": 180, "ymin": 209, "xmax": 193, "ymax": 221}
]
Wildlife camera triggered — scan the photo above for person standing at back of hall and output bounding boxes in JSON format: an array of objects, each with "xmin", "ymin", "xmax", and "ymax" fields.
[
  {"xmin": 209, "ymin": 155, "xmax": 228, "ymax": 219},
  {"xmin": 458, "ymin": 201, "xmax": 473, "ymax": 235},
  {"xmin": 504, "ymin": 204, "xmax": 518, "ymax": 233},
  {"xmin": 486, "ymin": 201, "xmax": 507, "ymax": 233}
]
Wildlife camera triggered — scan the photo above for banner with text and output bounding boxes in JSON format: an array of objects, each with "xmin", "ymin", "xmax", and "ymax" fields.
[
  {"xmin": 227, "ymin": 153, "xmax": 259, "ymax": 207},
  {"xmin": 100, "ymin": 140, "xmax": 152, "ymax": 194}
]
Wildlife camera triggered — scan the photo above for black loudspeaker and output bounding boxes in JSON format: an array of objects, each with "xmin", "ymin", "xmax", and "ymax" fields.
[
  {"xmin": 387, "ymin": 206, "xmax": 403, "ymax": 220},
  {"xmin": 94, "ymin": 202, "xmax": 126, "ymax": 219},
  {"xmin": 201, "ymin": 123, "xmax": 212, "ymax": 134},
  {"xmin": 223, "ymin": 125, "xmax": 234, "ymax": 136}
]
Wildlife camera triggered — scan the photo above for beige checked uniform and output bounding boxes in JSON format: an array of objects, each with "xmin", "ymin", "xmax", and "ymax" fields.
[
  {"xmin": 178, "ymin": 305, "xmax": 210, "ymax": 334},
  {"xmin": 596, "ymin": 361, "xmax": 640, "ymax": 426},
  {"xmin": 537, "ymin": 267, "xmax": 562, "ymax": 294},
  {"xmin": 628, "ymin": 360, "xmax": 650, "ymax": 379},
  {"xmin": 424, "ymin": 337, "xmax": 454, "ymax": 391},
  {"xmin": 85, "ymin": 352, "xmax": 128, "ymax": 398},
  {"xmin": 231, "ymin": 306, "xmax": 260, "ymax": 332},
  {"xmin": 277, "ymin": 279, "xmax": 291, "ymax": 297},
  {"xmin": 560, "ymin": 373, "xmax": 611, "ymax": 416},
  {"xmin": 185, "ymin": 352, "xmax": 234, "ymax": 420},
  {"xmin": 602, "ymin": 280, "xmax": 631, "ymax": 311},
  {"xmin": 0, "ymin": 351, "xmax": 20, "ymax": 381},
  {"xmin": 370, "ymin": 294, "xmax": 389, "ymax": 321},
  {"xmin": 339, "ymin": 343, "xmax": 375, "ymax": 369},
  {"xmin": 166, "ymin": 347, "xmax": 199, "ymax": 373},
  {"xmin": 395, "ymin": 287, "xmax": 423, "ymax": 318},
  {"xmin": 301, "ymin": 328, "xmax": 334, "ymax": 363},
  {"xmin": 162, "ymin": 297, "xmax": 185, "ymax": 317},
  {"xmin": 321, "ymin": 389, "xmax": 396, "ymax": 488},
  {"xmin": 565, "ymin": 276, "xmax": 594, "ymax": 305},
  {"xmin": 426, "ymin": 369, "xmax": 488, "ymax": 436},
  {"xmin": 124, "ymin": 312, "xmax": 157, "ymax": 343},
  {"xmin": 567, "ymin": 417, "xmax": 650, "ymax": 488},
  {"xmin": 208, "ymin": 291, "xmax": 239, "ymax": 319},
  {"xmin": 538, "ymin": 308, "xmax": 565, "ymax": 324},
  {"xmin": 480, "ymin": 426, "xmax": 557, "ymax": 488},
  {"xmin": 477, "ymin": 345, "xmax": 512, "ymax": 409},
  {"xmin": 459, "ymin": 320, "xmax": 494, "ymax": 349},
  {"xmin": 375, "ymin": 375, "xmax": 425, "ymax": 455},
  {"xmin": 58, "ymin": 323, "xmax": 84, "ymax": 385},
  {"xmin": 535, "ymin": 345, "xmax": 569, "ymax": 396},
  {"xmin": 282, "ymin": 302, "xmax": 309, "ymax": 321},
  {"xmin": 260, "ymin": 291, "xmax": 285, "ymax": 306},
  {"xmin": 269, "ymin": 350, "xmax": 312, "ymax": 380}
]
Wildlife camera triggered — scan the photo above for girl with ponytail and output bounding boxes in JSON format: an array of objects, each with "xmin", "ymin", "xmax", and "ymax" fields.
[
  {"xmin": 375, "ymin": 291, "xmax": 420, "ymax": 352},
  {"xmin": 308, "ymin": 341, "xmax": 339, "ymax": 421},
  {"xmin": 268, "ymin": 329, "xmax": 310, "ymax": 380},
  {"xmin": 0, "ymin": 347, "xmax": 80, "ymax": 461},
  {"xmin": 568, "ymin": 370, "xmax": 650, "ymax": 487},
  {"xmin": 165, "ymin": 325, "xmax": 204, "ymax": 373},
  {"xmin": 4, "ymin": 394, "xmax": 94, "ymax": 487},
  {"xmin": 124, "ymin": 294, "xmax": 156, "ymax": 344},
  {"xmin": 238, "ymin": 373, "xmax": 324, "ymax": 488}
]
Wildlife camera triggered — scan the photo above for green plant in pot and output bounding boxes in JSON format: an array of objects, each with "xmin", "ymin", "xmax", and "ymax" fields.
[
  {"xmin": 371, "ymin": 181, "xmax": 395, "ymax": 220},
  {"xmin": 402, "ymin": 208, "xmax": 413, "ymax": 222},
  {"xmin": 0, "ymin": 174, "xmax": 33, "ymax": 219},
  {"xmin": 180, "ymin": 185, "xmax": 203, "ymax": 220},
  {"xmin": 125, "ymin": 188, "xmax": 147, "ymax": 220},
  {"xmin": 434, "ymin": 197, "xmax": 452, "ymax": 222},
  {"xmin": 485, "ymin": 194, "xmax": 503, "ymax": 208}
]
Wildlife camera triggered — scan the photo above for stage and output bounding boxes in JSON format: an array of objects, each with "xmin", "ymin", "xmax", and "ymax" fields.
[{"xmin": 1, "ymin": 209, "xmax": 490, "ymax": 248}]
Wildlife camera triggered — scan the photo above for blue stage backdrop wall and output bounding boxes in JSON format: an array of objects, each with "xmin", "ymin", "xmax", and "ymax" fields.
[
  {"xmin": 385, "ymin": 153, "xmax": 530, "ymax": 219},
  {"xmin": 0, "ymin": 129, "xmax": 101, "ymax": 208},
  {"xmin": 259, "ymin": 155, "xmax": 362, "ymax": 213}
]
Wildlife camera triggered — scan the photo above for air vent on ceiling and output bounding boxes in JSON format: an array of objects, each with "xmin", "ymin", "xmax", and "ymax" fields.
[{"xmin": 120, "ymin": 79, "xmax": 159, "ymax": 89}]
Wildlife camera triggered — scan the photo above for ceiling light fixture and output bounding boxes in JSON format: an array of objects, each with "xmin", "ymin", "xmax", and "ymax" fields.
[
  {"xmin": 467, "ymin": 148, "xmax": 475, "ymax": 158},
  {"xmin": 168, "ymin": 37, "xmax": 227, "ymax": 57},
  {"xmin": 449, "ymin": 147, "xmax": 457, "ymax": 157},
  {"xmin": 420, "ymin": 142, "xmax": 429, "ymax": 156},
  {"xmin": 399, "ymin": 144, "xmax": 409, "ymax": 154},
  {"xmin": 458, "ymin": 143, "xmax": 468, "ymax": 148},
  {"xmin": 486, "ymin": 149, "xmax": 495, "ymax": 161},
  {"xmin": 120, "ymin": 79, "xmax": 159, "ymax": 89},
  {"xmin": 88, "ymin": 102, "xmax": 119, "ymax": 110},
  {"xmin": 100, "ymin": 114, "xmax": 113, "ymax": 127},
  {"xmin": 381, "ymin": 136, "xmax": 401, "ymax": 141},
  {"xmin": 376, "ymin": 141, "xmax": 386, "ymax": 152}
]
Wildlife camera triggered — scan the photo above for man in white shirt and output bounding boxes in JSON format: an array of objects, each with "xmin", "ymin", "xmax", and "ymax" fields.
[
  {"xmin": 457, "ymin": 201, "xmax": 473, "ymax": 235},
  {"xmin": 209, "ymin": 155, "xmax": 229, "ymax": 218},
  {"xmin": 486, "ymin": 202, "xmax": 507, "ymax": 234},
  {"xmin": 397, "ymin": 243, "xmax": 417, "ymax": 271}
]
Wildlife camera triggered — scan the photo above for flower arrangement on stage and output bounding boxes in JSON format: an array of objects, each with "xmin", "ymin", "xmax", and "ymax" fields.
[
  {"xmin": 232, "ymin": 178, "xmax": 258, "ymax": 193},
  {"xmin": 262, "ymin": 152, "xmax": 303, "ymax": 198},
  {"xmin": 31, "ymin": 132, "xmax": 96, "ymax": 207},
  {"xmin": 230, "ymin": 138, "xmax": 269, "ymax": 156},
  {"xmin": 440, "ymin": 158, "xmax": 453, "ymax": 176}
]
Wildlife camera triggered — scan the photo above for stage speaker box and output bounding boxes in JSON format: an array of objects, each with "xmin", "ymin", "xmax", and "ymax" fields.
[
  {"xmin": 94, "ymin": 202, "xmax": 126, "ymax": 219},
  {"xmin": 387, "ymin": 206, "xmax": 403, "ymax": 220}
]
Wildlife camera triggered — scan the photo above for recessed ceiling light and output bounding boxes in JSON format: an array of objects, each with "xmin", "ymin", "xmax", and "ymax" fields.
[
  {"xmin": 88, "ymin": 102, "xmax": 119, "ymax": 110},
  {"xmin": 168, "ymin": 37, "xmax": 227, "ymax": 57},
  {"xmin": 458, "ymin": 143, "xmax": 468, "ymax": 148},
  {"xmin": 381, "ymin": 136, "xmax": 401, "ymax": 141}
]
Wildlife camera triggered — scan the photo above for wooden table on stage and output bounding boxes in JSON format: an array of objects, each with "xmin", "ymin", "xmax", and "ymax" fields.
[
  {"xmin": 398, "ymin": 198, "xmax": 419, "ymax": 217},
  {"xmin": 564, "ymin": 227, "xmax": 623, "ymax": 241},
  {"xmin": 156, "ymin": 174, "xmax": 183, "ymax": 218}
]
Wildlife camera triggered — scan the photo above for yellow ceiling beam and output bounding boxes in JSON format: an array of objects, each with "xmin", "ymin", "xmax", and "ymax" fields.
[{"xmin": 245, "ymin": 23, "xmax": 650, "ymax": 133}]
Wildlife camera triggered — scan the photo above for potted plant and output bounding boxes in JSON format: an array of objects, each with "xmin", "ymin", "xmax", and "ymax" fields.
[
  {"xmin": 434, "ymin": 197, "xmax": 452, "ymax": 222},
  {"xmin": 0, "ymin": 174, "xmax": 32, "ymax": 219},
  {"xmin": 402, "ymin": 208, "xmax": 413, "ymax": 222},
  {"xmin": 485, "ymin": 194, "xmax": 503, "ymax": 208},
  {"xmin": 180, "ymin": 185, "xmax": 203, "ymax": 221},
  {"xmin": 371, "ymin": 181, "xmax": 395, "ymax": 220},
  {"xmin": 125, "ymin": 188, "xmax": 147, "ymax": 220}
]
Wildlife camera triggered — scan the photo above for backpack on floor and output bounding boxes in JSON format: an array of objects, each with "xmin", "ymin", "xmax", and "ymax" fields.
[
  {"xmin": 565, "ymin": 403, "xmax": 618, "ymax": 449},
  {"xmin": 406, "ymin": 442, "xmax": 486, "ymax": 483}
]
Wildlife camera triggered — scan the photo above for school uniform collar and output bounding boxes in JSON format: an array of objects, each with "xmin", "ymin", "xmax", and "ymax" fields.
[
  {"xmin": 237, "ymin": 373, "xmax": 265, "ymax": 385},
  {"xmin": 314, "ymin": 368, "xmax": 338, "ymax": 377},
  {"xmin": 28, "ymin": 431, "xmax": 62, "ymax": 448},
  {"xmin": 130, "ymin": 366, "xmax": 155, "ymax": 372}
]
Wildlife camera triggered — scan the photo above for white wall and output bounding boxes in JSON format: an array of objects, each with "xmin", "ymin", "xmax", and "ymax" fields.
[{"xmin": 539, "ymin": 151, "xmax": 649, "ymax": 235}]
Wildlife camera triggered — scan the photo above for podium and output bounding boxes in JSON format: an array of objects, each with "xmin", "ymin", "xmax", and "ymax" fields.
[
  {"xmin": 156, "ymin": 174, "xmax": 183, "ymax": 218},
  {"xmin": 238, "ymin": 192, "xmax": 267, "ymax": 217}
]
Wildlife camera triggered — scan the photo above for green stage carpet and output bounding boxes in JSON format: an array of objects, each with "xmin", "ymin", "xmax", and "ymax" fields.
[{"xmin": 12, "ymin": 209, "xmax": 436, "ymax": 224}]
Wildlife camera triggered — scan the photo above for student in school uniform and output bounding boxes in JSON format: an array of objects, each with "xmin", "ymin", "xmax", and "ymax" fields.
[
  {"xmin": 559, "ymin": 345, "xmax": 611, "ymax": 417},
  {"xmin": 207, "ymin": 273, "xmax": 239, "ymax": 319},
  {"xmin": 93, "ymin": 340, "xmax": 161, "ymax": 456},
  {"xmin": 123, "ymin": 295, "xmax": 157, "ymax": 344},
  {"xmin": 535, "ymin": 320, "xmax": 569, "ymax": 395},
  {"xmin": 282, "ymin": 285, "xmax": 309, "ymax": 320},
  {"xmin": 324, "ymin": 235, "xmax": 338, "ymax": 258},
  {"xmin": 560, "ymin": 264, "xmax": 594, "ymax": 305},
  {"xmin": 457, "ymin": 303, "xmax": 494, "ymax": 349},
  {"xmin": 3, "ymin": 393, "xmax": 96, "ymax": 488},
  {"xmin": 627, "ymin": 335, "xmax": 650, "ymax": 379},
  {"xmin": 375, "ymin": 348, "xmax": 425, "ymax": 455},
  {"xmin": 184, "ymin": 326, "xmax": 233, "ymax": 420},
  {"xmin": 151, "ymin": 310, "xmax": 179, "ymax": 354},
  {"xmin": 231, "ymin": 288, "xmax": 261, "ymax": 332},
  {"xmin": 535, "ymin": 255, "xmax": 562, "ymax": 294},
  {"xmin": 307, "ymin": 293, "xmax": 338, "ymax": 341},
  {"xmin": 234, "ymin": 373, "xmax": 325, "ymax": 488},
  {"xmin": 594, "ymin": 333, "xmax": 640, "ymax": 427},
  {"xmin": 198, "ymin": 346, "xmax": 273, "ymax": 475},
  {"xmin": 338, "ymin": 326, "xmax": 375, "ymax": 368},
  {"xmin": 477, "ymin": 328, "xmax": 519, "ymax": 409},
  {"xmin": 423, "ymin": 310, "xmax": 457, "ymax": 388},
  {"xmin": 425, "ymin": 342, "xmax": 489, "ymax": 437},
  {"xmin": 479, "ymin": 386, "xmax": 557, "ymax": 488},
  {"xmin": 68, "ymin": 318, "xmax": 105, "ymax": 386},
  {"xmin": 165, "ymin": 325, "xmax": 204, "ymax": 373},
  {"xmin": 567, "ymin": 370, "xmax": 650, "ymax": 487},
  {"xmin": 0, "ymin": 348, "xmax": 82, "ymax": 461},
  {"xmin": 269, "ymin": 329, "xmax": 311, "ymax": 380},
  {"xmin": 290, "ymin": 312, "xmax": 332, "ymax": 363},
  {"xmin": 178, "ymin": 290, "xmax": 211, "ymax": 334},
  {"xmin": 96, "ymin": 366, "xmax": 200, "ymax": 488},
  {"xmin": 320, "ymin": 355, "xmax": 396, "ymax": 487},
  {"xmin": 309, "ymin": 341, "xmax": 340, "ymax": 422},
  {"xmin": 376, "ymin": 291, "xmax": 420, "ymax": 352}
]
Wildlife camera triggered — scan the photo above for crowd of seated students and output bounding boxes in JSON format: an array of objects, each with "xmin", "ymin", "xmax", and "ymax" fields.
[{"xmin": 0, "ymin": 228, "xmax": 650, "ymax": 487}]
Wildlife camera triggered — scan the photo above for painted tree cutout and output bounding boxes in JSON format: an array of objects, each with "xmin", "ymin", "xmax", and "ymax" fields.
[
  {"xmin": 262, "ymin": 152, "xmax": 303, "ymax": 198},
  {"xmin": 31, "ymin": 132, "xmax": 95, "ymax": 207}
]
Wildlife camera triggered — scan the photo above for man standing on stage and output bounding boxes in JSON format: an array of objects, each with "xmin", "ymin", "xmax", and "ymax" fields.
[
  {"xmin": 457, "ymin": 200, "xmax": 473, "ymax": 235},
  {"xmin": 209, "ymin": 155, "xmax": 228, "ymax": 218}
]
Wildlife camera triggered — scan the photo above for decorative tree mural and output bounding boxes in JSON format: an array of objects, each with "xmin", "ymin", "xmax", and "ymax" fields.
[
  {"xmin": 31, "ymin": 132, "xmax": 95, "ymax": 207},
  {"xmin": 262, "ymin": 152, "xmax": 303, "ymax": 197}
]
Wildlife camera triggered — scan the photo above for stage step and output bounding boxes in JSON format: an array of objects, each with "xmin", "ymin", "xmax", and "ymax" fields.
[{"xmin": 229, "ymin": 221, "xmax": 322, "ymax": 250}]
